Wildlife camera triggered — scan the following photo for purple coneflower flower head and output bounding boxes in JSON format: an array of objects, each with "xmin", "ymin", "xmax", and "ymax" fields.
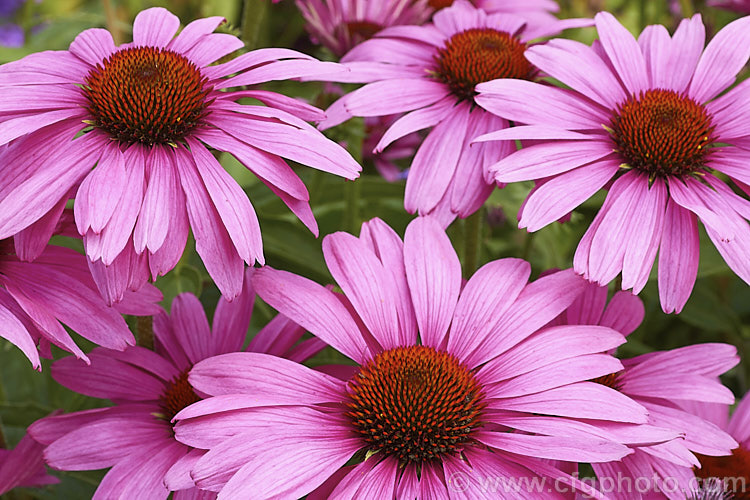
[
  {"xmin": 0, "ymin": 7, "xmax": 361, "ymax": 301},
  {"xmin": 0, "ymin": 234, "xmax": 160, "ymax": 370},
  {"xmin": 170, "ymin": 216, "xmax": 666, "ymax": 498},
  {"xmin": 551, "ymin": 281, "xmax": 740, "ymax": 499},
  {"xmin": 28, "ymin": 269, "xmax": 323, "ymax": 499},
  {"xmin": 0, "ymin": 432, "xmax": 58, "ymax": 494},
  {"xmin": 475, "ymin": 12, "xmax": 750, "ymax": 314},
  {"xmin": 681, "ymin": 391, "xmax": 750, "ymax": 499},
  {"xmin": 295, "ymin": 0, "xmax": 432, "ymax": 57},
  {"xmin": 322, "ymin": 0, "xmax": 589, "ymax": 223}
]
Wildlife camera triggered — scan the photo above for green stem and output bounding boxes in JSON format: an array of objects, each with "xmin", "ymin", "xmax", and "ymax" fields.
[
  {"xmin": 638, "ymin": 0, "xmax": 647, "ymax": 31},
  {"xmin": 241, "ymin": 0, "xmax": 268, "ymax": 49},
  {"xmin": 463, "ymin": 210, "xmax": 483, "ymax": 277},
  {"xmin": 0, "ymin": 416, "xmax": 6, "ymax": 449},
  {"xmin": 102, "ymin": 0, "xmax": 122, "ymax": 45},
  {"xmin": 136, "ymin": 316, "xmax": 154, "ymax": 351},
  {"xmin": 521, "ymin": 231, "xmax": 536, "ymax": 262},
  {"xmin": 343, "ymin": 179, "xmax": 361, "ymax": 234}
]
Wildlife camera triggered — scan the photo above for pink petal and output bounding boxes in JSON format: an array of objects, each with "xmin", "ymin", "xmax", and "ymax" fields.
[
  {"xmin": 1, "ymin": 263, "xmax": 135, "ymax": 351},
  {"xmin": 464, "ymin": 269, "xmax": 588, "ymax": 367},
  {"xmin": 0, "ymin": 132, "xmax": 100, "ymax": 240},
  {"xmin": 208, "ymin": 110, "xmax": 361, "ymax": 180},
  {"xmin": 133, "ymin": 147, "xmax": 177, "ymax": 253},
  {"xmin": 447, "ymin": 258, "xmax": 530, "ymax": 365},
  {"xmin": 478, "ymin": 325, "xmax": 625, "ymax": 387},
  {"xmin": 344, "ymin": 78, "xmax": 449, "ymax": 117},
  {"xmin": 323, "ymin": 232, "xmax": 400, "ymax": 351},
  {"xmin": 132, "ymin": 7, "xmax": 180, "ymax": 48},
  {"xmin": 689, "ymin": 15, "xmax": 750, "ymax": 102},
  {"xmin": 0, "ymin": 301, "xmax": 40, "ymax": 369},
  {"xmin": 404, "ymin": 103, "xmax": 469, "ymax": 213},
  {"xmin": 492, "ymin": 140, "xmax": 613, "ymax": 183},
  {"xmin": 621, "ymin": 176, "xmax": 667, "ymax": 293},
  {"xmin": 476, "ymin": 432, "xmax": 631, "ymax": 463},
  {"xmin": 13, "ymin": 196, "xmax": 67, "ymax": 262},
  {"xmin": 404, "ymin": 216, "xmax": 461, "ymax": 349},
  {"xmin": 524, "ymin": 39, "xmax": 626, "ymax": 109},
  {"xmin": 252, "ymin": 266, "xmax": 369, "ymax": 363},
  {"xmin": 358, "ymin": 218, "xmax": 418, "ymax": 346},
  {"xmin": 175, "ymin": 146, "xmax": 245, "ymax": 298},
  {"xmin": 75, "ymin": 143, "xmax": 127, "ymax": 235},
  {"xmin": 519, "ymin": 157, "xmax": 620, "ymax": 232},
  {"xmin": 188, "ymin": 352, "xmax": 344, "ymax": 402},
  {"xmin": 52, "ymin": 351, "xmax": 164, "ymax": 400},
  {"xmin": 92, "ymin": 441, "xmax": 186, "ymax": 500},
  {"xmin": 211, "ymin": 268, "xmax": 255, "ymax": 355},
  {"xmin": 488, "ymin": 382, "xmax": 648, "ymax": 424},
  {"xmin": 186, "ymin": 137, "xmax": 262, "ymax": 265},
  {"xmin": 167, "ymin": 16, "xmax": 224, "ymax": 54},
  {"xmin": 69, "ymin": 28, "xmax": 117, "ymax": 66},
  {"xmin": 658, "ymin": 199, "xmax": 700, "ymax": 314},
  {"xmin": 600, "ymin": 291, "xmax": 645, "ymax": 336},
  {"xmin": 170, "ymin": 293, "xmax": 213, "ymax": 364},
  {"xmin": 595, "ymin": 12, "xmax": 649, "ymax": 95},
  {"xmin": 374, "ymin": 96, "xmax": 454, "ymax": 153},
  {"xmin": 476, "ymin": 79, "xmax": 610, "ymax": 129}
]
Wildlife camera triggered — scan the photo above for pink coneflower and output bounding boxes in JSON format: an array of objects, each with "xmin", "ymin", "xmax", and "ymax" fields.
[
  {"xmin": 678, "ymin": 391, "xmax": 750, "ymax": 499},
  {"xmin": 28, "ymin": 269, "xmax": 323, "ymax": 499},
  {"xmin": 0, "ymin": 7, "xmax": 361, "ymax": 301},
  {"xmin": 321, "ymin": 0, "xmax": 589, "ymax": 221},
  {"xmin": 171, "ymin": 216, "xmax": 667, "ymax": 498},
  {"xmin": 0, "ymin": 235, "xmax": 160, "ymax": 369},
  {"xmin": 295, "ymin": 0, "xmax": 432, "ymax": 57},
  {"xmin": 0, "ymin": 432, "xmax": 58, "ymax": 494},
  {"xmin": 550, "ymin": 280, "xmax": 740, "ymax": 499},
  {"xmin": 475, "ymin": 12, "xmax": 750, "ymax": 314}
]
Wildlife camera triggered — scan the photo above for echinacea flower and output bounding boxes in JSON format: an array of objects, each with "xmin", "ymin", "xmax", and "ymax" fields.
[
  {"xmin": 549, "ymin": 280, "xmax": 740, "ymax": 499},
  {"xmin": 28, "ymin": 269, "xmax": 323, "ymax": 499},
  {"xmin": 0, "ymin": 7, "xmax": 361, "ymax": 301},
  {"xmin": 0, "ymin": 432, "xmax": 58, "ymax": 494},
  {"xmin": 322, "ymin": 0, "xmax": 589, "ymax": 222},
  {"xmin": 295, "ymin": 0, "xmax": 432, "ymax": 57},
  {"xmin": 687, "ymin": 391, "xmax": 750, "ymax": 499},
  {"xmin": 171, "ymin": 216, "xmax": 663, "ymax": 498},
  {"xmin": 0, "ymin": 233, "xmax": 160, "ymax": 370},
  {"xmin": 475, "ymin": 12, "xmax": 750, "ymax": 313}
]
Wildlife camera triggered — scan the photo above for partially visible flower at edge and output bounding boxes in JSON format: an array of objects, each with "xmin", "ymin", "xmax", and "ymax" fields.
[
  {"xmin": 549, "ymin": 280, "xmax": 740, "ymax": 499},
  {"xmin": 0, "ymin": 7, "xmax": 361, "ymax": 303},
  {"xmin": 28, "ymin": 268, "xmax": 324, "ymax": 500},
  {"xmin": 475, "ymin": 12, "xmax": 750, "ymax": 313},
  {"xmin": 0, "ymin": 210, "xmax": 161, "ymax": 369},
  {"xmin": 319, "ymin": 0, "xmax": 591, "ymax": 225},
  {"xmin": 0, "ymin": 431, "xmax": 58, "ymax": 495}
]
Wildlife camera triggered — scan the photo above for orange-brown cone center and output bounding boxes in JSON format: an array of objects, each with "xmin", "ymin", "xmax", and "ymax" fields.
[
  {"xmin": 160, "ymin": 370, "xmax": 201, "ymax": 423},
  {"xmin": 695, "ymin": 446, "xmax": 750, "ymax": 500},
  {"xmin": 347, "ymin": 345, "xmax": 485, "ymax": 463},
  {"xmin": 435, "ymin": 28, "xmax": 533, "ymax": 102},
  {"xmin": 84, "ymin": 46, "xmax": 212, "ymax": 146},
  {"xmin": 609, "ymin": 89, "xmax": 716, "ymax": 178}
]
